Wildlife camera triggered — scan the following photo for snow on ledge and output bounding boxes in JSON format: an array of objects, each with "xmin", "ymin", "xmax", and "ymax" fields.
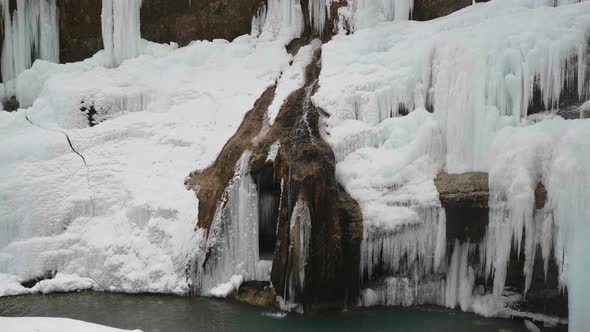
[{"xmin": 0, "ymin": 317, "xmax": 141, "ymax": 332}]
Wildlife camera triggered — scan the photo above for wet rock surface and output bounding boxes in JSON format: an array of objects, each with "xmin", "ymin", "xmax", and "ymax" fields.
[
  {"xmin": 249, "ymin": 49, "xmax": 363, "ymax": 312},
  {"xmin": 435, "ymin": 172, "xmax": 547, "ymax": 209},
  {"xmin": 232, "ymin": 281, "xmax": 277, "ymax": 307},
  {"xmin": 187, "ymin": 48, "xmax": 363, "ymax": 312}
]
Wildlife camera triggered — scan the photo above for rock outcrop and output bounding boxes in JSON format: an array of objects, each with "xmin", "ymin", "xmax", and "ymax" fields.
[
  {"xmin": 187, "ymin": 47, "xmax": 362, "ymax": 312},
  {"xmin": 435, "ymin": 172, "xmax": 547, "ymax": 209}
]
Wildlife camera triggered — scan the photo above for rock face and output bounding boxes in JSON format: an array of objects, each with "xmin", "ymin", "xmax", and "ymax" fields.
[
  {"xmin": 413, "ymin": 0, "xmax": 490, "ymax": 21},
  {"xmin": 435, "ymin": 172, "xmax": 547, "ymax": 209},
  {"xmin": 140, "ymin": 0, "xmax": 263, "ymax": 46},
  {"xmin": 249, "ymin": 49, "xmax": 362, "ymax": 311},
  {"xmin": 187, "ymin": 48, "xmax": 363, "ymax": 312},
  {"xmin": 57, "ymin": 0, "xmax": 264, "ymax": 63},
  {"xmin": 58, "ymin": 0, "xmax": 103, "ymax": 63},
  {"xmin": 55, "ymin": 0, "xmax": 496, "ymax": 63}
]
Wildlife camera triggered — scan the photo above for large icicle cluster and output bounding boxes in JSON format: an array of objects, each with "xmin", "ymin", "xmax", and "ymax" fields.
[
  {"xmin": 484, "ymin": 118, "xmax": 590, "ymax": 329},
  {"xmin": 315, "ymin": 0, "xmax": 590, "ymax": 173},
  {"xmin": 0, "ymin": 0, "xmax": 59, "ymax": 94},
  {"xmin": 101, "ymin": 0, "xmax": 143, "ymax": 67},
  {"xmin": 352, "ymin": 0, "xmax": 414, "ymax": 30},
  {"xmin": 251, "ymin": 0, "xmax": 305, "ymax": 44}
]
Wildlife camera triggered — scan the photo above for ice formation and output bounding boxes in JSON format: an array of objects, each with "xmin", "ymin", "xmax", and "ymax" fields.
[
  {"xmin": 308, "ymin": 0, "xmax": 331, "ymax": 34},
  {"xmin": 101, "ymin": 0, "xmax": 143, "ymax": 67},
  {"xmin": 315, "ymin": 0, "xmax": 590, "ymax": 173},
  {"xmin": 284, "ymin": 198, "xmax": 312, "ymax": 306},
  {"xmin": 194, "ymin": 151, "xmax": 272, "ymax": 296},
  {"xmin": 0, "ymin": 0, "xmax": 59, "ymax": 96},
  {"xmin": 0, "ymin": 34, "xmax": 290, "ymax": 296},
  {"xmin": 251, "ymin": 0, "xmax": 305, "ymax": 44},
  {"xmin": 316, "ymin": 0, "xmax": 590, "ymax": 329},
  {"xmin": 485, "ymin": 118, "xmax": 590, "ymax": 330},
  {"xmin": 352, "ymin": 0, "xmax": 414, "ymax": 29},
  {"xmin": 267, "ymin": 39, "xmax": 322, "ymax": 125}
]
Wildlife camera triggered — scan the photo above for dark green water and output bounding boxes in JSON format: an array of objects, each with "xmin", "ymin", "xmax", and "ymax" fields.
[{"xmin": 0, "ymin": 292, "xmax": 536, "ymax": 332}]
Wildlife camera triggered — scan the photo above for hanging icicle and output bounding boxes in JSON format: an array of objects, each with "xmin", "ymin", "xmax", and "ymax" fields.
[
  {"xmin": 101, "ymin": 0, "xmax": 143, "ymax": 67},
  {"xmin": 0, "ymin": 0, "xmax": 59, "ymax": 87}
]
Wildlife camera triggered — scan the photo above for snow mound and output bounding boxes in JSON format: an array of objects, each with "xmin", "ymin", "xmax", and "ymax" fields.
[
  {"xmin": 0, "ymin": 34, "xmax": 290, "ymax": 296},
  {"xmin": 0, "ymin": 317, "xmax": 141, "ymax": 332}
]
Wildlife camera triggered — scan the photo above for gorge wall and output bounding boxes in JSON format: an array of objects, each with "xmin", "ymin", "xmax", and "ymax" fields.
[{"xmin": 1, "ymin": 1, "xmax": 587, "ymax": 329}]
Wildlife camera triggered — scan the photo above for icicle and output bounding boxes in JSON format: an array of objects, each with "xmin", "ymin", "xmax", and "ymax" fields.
[
  {"xmin": 361, "ymin": 276, "xmax": 445, "ymax": 307},
  {"xmin": 101, "ymin": 0, "xmax": 143, "ymax": 67},
  {"xmin": 195, "ymin": 150, "xmax": 269, "ymax": 296},
  {"xmin": 0, "ymin": 0, "xmax": 59, "ymax": 93},
  {"xmin": 361, "ymin": 207, "xmax": 446, "ymax": 281},
  {"xmin": 252, "ymin": 0, "xmax": 304, "ymax": 44},
  {"xmin": 308, "ymin": 0, "xmax": 332, "ymax": 35},
  {"xmin": 351, "ymin": 0, "xmax": 414, "ymax": 30},
  {"xmin": 286, "ymin": 197, "xmax": 312, "ymax": 305}
]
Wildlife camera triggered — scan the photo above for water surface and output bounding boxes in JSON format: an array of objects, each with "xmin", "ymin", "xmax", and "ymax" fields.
[{"xmin": 0, "ymin": 292, "xmax": 544, "ymax": 332}]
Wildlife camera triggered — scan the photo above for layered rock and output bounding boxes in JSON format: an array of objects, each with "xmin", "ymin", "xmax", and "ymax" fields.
[{"xmin": 435, "ymin": 172, "xmax": 547, "ymax": 209}]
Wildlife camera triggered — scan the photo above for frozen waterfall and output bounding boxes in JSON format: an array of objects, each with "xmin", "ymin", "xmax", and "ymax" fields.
[
  {"xmin": 101, "ymin": 0, "xmax": 143, "ymax": 67},
  {"xmin": 0, "ymin": 0, "xmax": 59, "ymax": 94}
]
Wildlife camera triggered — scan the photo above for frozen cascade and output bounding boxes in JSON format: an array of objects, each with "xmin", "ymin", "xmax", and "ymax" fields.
[
  {"xmin": 251, "ymin": 0, "xmax": 304, "ymax": 44},
  {"xmin": 308, "ymin": 0, "xmax": 331, "ymax": 35},
  {"xmin": 195, "ymin": 151, "xmax": 271, "ymax": 297},
  {"xmin": 362, "ymin": 276, "xmax": 445, "ymax": 307},
  {"xmin": 284, "ymin": 197, "xmax": 312, "ymax": 307},
  {"xmin": 351, "ymin": 0, "xmax": 414, "ymax": 30},
  {"xmin": 363, "ymin": 240, "xmax": 521, "ymax": 318},
  {"xmin": 101, "ymin": 0, "xmax": 143, "ymax": 67},
  {"xmin": 362, "ymin": 206, "xmax": 446, "ymax": 281},
  {"xmin": 0, "ymin": 0, "xmax": 59, "ymax": 96},
  {"xmin": 484, "ymin": 118, "xmax": 590, "ymax": 330},
  {"xmin": 314, "ymin": 0, "xmax": 590, "ymax": 173}
]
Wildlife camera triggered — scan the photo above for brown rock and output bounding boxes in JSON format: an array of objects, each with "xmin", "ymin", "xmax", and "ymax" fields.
[
  {"xmin": 435, "ymin": 172, "xmax": 547, "ymax": 209},
  {"xmin": 232, "ymin": 281, "xmax": 277, "ymax": 307}
]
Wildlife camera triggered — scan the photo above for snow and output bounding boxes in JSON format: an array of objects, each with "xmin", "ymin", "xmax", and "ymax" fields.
[
  {"xmin": 0, "ymin": 317, "xmax": 141, "ymax": 332},
  {"xmin": 1, "ymin": 0, "xmax": 60, "ymax": 98},
  {"xmin": 266, "ymin": 141, "xmax": 282, "ymax": 162},
  {"xmin": 0, "ymin": 32, "xmax": 291, "ymax": 297},
  {"xmin": 209, "ymin": 275, "xmax": 244, "ymax": 298},
  {"xmin": 268, "ymin": 39, "xmax": 322, "ymax": 125},
  {"xmin": 101, "ymin": 0, "xmax": 143, "ymax": 67}
]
